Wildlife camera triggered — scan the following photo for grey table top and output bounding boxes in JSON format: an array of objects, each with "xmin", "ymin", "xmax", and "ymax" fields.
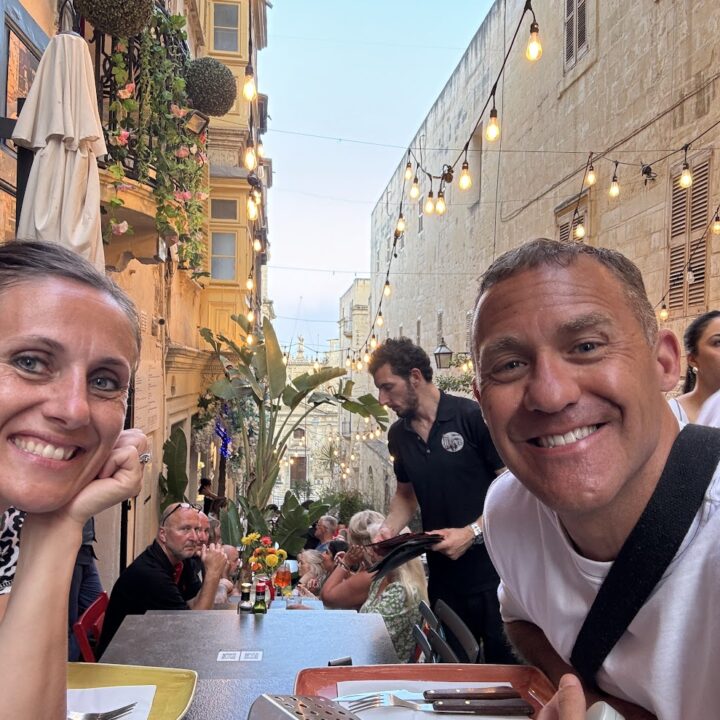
[{"xmin": 101, "ymin": 610, "xmax": 399, "ymax": 719}]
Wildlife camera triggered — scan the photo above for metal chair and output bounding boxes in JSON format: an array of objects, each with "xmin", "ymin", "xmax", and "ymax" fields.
[
  {"xmin": 72, "ymin": 591, "xmax": 108, "ymax": 662},
  {"xmin": 418, "ymin": 599, "xmax": 442, "ymax": 633},
  {"xmin": 434, "ymin": 598, "xmax": 481, "ymax": 663},
  {"xmin": 410, "ymin": 623, "xmax": 435, "ymax": 663},
  {"xmin": 427, "ymin": 627, "xmax": 460, "ymax": 663}
]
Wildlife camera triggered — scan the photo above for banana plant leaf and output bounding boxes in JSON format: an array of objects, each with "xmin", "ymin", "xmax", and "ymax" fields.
[
  {"xmin": 220, "ymin": 501, "xmax": 242, "ymax": 547},
  {"xmin": 262, "ymin": 317, "xmax": 287, "ymax": 399},
  {"xmin": 292, "ymin": 367, "xmax": 346, "ymax": 392},
  {"xmin": 158, "ymin": 426, "xmax": 188, "ymax": 513}
]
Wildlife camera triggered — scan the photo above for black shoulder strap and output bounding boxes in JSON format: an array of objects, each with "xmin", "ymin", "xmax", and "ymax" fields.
[{"xmin": 570, "ymin": 424, "xmax": 720, "ymax": 686}]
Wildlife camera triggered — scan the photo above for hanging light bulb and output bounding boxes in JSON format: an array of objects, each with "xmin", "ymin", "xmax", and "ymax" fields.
[
  {"xmin": 282, "ymin": 352, "xmax": 288, "ymax": 365},
  {"xmin": 314, "ymin": 360, "xmax": 320, "ymax": 372},
  {"xmin": 376, "ymin": 311, "xmax": 384, "ymax": 327},
  {"xmin": 244, "ymin": 143, "xmax": 257, "ymax": 171},
  {"xmin": 687, "ymin": 265, "xmax": 696, "ymax": 284},
  {"xmin": 247, "ymin": 196, "xmax": 258, "ymax": 221},
  {"xmin": 659, "ymin": 303, "xmax": 669, "ymax": 322},
  {"xmin": 609, "ymin": 165, "xmax": 620, "ymax": 198},
  {"xmin": 257, "ymin": 140, "xmax": 265, "ymax": 159},
  {"xmin": 383, "ymin": 280, "xmax": 391, "ymax": 297},
  {"xmin": 586, "ymin": 164, "xmax": 597, "ymax": 186},
  {"xmin": 252, "ymin": 188, "xmax": 262, "ymax": 205},
  {"xmin": 370, "ymin": 334, "xmax": 378, "ymax": 350},
  {"xmin": 395, "ymin": 213, "xmax": 406, "ymax": 233},
  {"xmin": 247, "ymin": 308, "xmax": 255, "ymax": 323},
  {"xmin": 525, "ymin": 20, "xmax": 542, "ymax": 61},
  {"xmin": 246, "ymin": 332, "xmax": 255, "ymax": 346},
  {"xmin": 574, "ymin": 218, "xmax": 586, "ymax": 240},
  {"xmin": 435, "ymin": 190, "xmax": 447, "ymax": 215},
  {"xmin": 246, "ymin": 275, "xmax": 254, "ymax": 291},
  {"xmin": 458, "ymin": 161, "xmax": 472, "ymax": 190},
  {"xmin": 363, "ymin": 352, "xmax": 370, "ymax": 363},
  {"xmin": 404, "ymin": 161, "xmax": 413, "ymax": 181},
  {"xmin": 485, "ymin": 107, "xmax": 500, "ymax": 142},
  {"xmin": 679, "ymin": 163, "xmax": 693, "ymax": 189},
  {"xmin": 409, "ymin": 176, "xmax": 420, "ymax": 200},
  {"xmin": 375, "ymin": 428, "xmax": 381, "ymax": 438},
  {"xmin": 356, "ymin": 359, "xmax": 363, "ymax": 371},
  {"xmin": 345, "ymin": 353, "xmax": 351, "ymax": 368},
  {"xmin": 242, "ymin": 64, "xmax": 257, "ymax": 101},
  {"xmin": 253, "ymin": 237, "xmax": 263, "ymax": 252},
  {"xmin": 712, "ymin": 213, "xmax": 720, "ymax": 235},
  {"xmin": 424, "ymin": 191, "xmax": 435, "ymax": 215}
]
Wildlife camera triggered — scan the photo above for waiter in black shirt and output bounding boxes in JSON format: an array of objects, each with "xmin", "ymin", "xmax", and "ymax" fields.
[{"xmin": 369, "ymin": 338, "xmax": 514, "ymax": 663}]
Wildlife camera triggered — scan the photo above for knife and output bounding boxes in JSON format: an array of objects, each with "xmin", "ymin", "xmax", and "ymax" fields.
[
  {"xmin": 429, "ymin": 698, "xmax": 534, "ymax": 716},
  {"xmin": 334, "ymin": 688, "xmax": 520, "ymax": 703}
]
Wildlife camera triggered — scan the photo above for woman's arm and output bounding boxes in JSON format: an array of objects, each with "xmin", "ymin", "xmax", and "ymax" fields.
[{"xmin": 319, "ymin": 561, "xmax": 374, "ymax": 609}]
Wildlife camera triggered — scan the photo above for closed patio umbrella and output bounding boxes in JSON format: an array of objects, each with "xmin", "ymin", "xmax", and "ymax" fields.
[{"xmin": 12, "ymin": 32, "xmax": 107, "ymax": 270}]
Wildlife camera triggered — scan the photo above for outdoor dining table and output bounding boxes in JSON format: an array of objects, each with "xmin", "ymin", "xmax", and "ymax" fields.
[{"xmin": 100, "ymin": 609, "xmax": 399, "ymax": 719}]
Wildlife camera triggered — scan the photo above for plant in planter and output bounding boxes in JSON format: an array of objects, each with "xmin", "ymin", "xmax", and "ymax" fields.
[
  {"xmin": 75, "ymin": 0, "xmax": 153, "ymax": 38},
  {"xmin": 185, "ymin": 57, "xmax": 237, "ymax": 117},
  {"xmin": 158, "ymin": 426, "xmax": 190, "ymax": 513}
]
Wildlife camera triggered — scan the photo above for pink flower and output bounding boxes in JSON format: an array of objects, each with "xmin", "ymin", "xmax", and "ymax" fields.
[
  {"xmin": 260, "ymin": 536, "xmax": 272, "ymax": 547},
  {"xmin": 198, "ymin": 131, "xmax": 207, "ymax": 144},
  {"xmin": 117, "ymin": 82, "xmax": 135, "ymax": 100},
  {"xmin": 173, "ymin": 190, "xmax": 192, "ymax": 202},
  {"xmin": 175, "ymin": 146, "xmax": 190, "ymax": 159},
  {"xmin": 170, "ymin": 104, "xmax": 188, "ymax": 118},
  {"xmin": 117, "ymin": 129, "xmax": 130, "ymax": 146},
  {"xmin": 195, "ymin": 191, "xmax": 209, "ymax": 201},
  {"xmin": 111, "ymin": 220, "xmax": 129, "ymax": 236}
]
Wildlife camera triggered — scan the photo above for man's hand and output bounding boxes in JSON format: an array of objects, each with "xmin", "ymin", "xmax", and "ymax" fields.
[
  {"xmin": 59, "ymin": 428, "xmax": 148, "ymax": 526},
  {"xmin": 538, "ymin": 675, "xmax": 586, "ymax": 720},
  {"xmin": 373, "ymin": 525, "xmax": 395, "ymax": 543},
  {"xmin": 431, "ymin": 526, "xmax": 475, "ymax": 560},
  {"xmin": 202, "ymin": 543, "xmax": 228, "ymax": 578}
]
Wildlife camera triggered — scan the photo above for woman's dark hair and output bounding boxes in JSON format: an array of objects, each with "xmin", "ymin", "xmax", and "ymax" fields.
[
  {"xmin": 199, "ymin": 478, "xmax": 212, "ymax": 488},
  {"xmin": 682, "ymin": 311, "xmax": 720, "ymax": 392},
  {"xmin": 327, "ymin": 539, "xmax": 349, "ymax": 558},
  {"xmin": 0, "ymin": 240, "xmax": 140, "ymax": 355},
  {"xmin": 367, "ymin": 337, "xmax": 433, "ymax": 381}
]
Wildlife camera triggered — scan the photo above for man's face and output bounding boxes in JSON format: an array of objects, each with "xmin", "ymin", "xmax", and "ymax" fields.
[
  {"xmin": 158, "ymin": 507, "xmax": 200, "ymax": 563},
  {"xmin": 314, "ymin": 521, "xmax": 329, "ymax": 541},
  {"xmin": 473, "ymin": 258, "xmax": 679, "ymax": 523},
  {"xmin": 373, "ymin": 364, "xmax": 420, "ymax": 419},
  {"xmin": 195, "ymin": 512, "xmax": 210, "ymax": 554}
]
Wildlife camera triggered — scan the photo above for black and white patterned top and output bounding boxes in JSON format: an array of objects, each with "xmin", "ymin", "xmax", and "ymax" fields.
[{"xmin": 0, "ymin": 507, "xmax": 26, "ymax": 595}]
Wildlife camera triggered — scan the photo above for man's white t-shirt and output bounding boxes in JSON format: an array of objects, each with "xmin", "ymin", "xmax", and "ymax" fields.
[{"xmin": 484, "ymin": 464, "xmax": 720, "ymax": 720}]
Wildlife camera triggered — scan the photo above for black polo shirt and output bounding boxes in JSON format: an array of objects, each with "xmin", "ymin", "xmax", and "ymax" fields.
[
  {"xmin": 387, "ymin": 391, "xmax": 504, "ymax": 598},
  {"xmin": 97, "ymin": 540, "xmax": 190, "ymax": 658}
]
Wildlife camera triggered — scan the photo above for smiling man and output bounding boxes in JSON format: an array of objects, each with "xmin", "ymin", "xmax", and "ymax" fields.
[{"xmin": 473, "ymin": 239, "xmax": 720, "ymax": 719}]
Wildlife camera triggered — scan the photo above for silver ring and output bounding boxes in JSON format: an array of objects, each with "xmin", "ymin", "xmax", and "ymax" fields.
[{"xmin": 139, "ymin": 452, "xmax": 152, "ymax": 465}]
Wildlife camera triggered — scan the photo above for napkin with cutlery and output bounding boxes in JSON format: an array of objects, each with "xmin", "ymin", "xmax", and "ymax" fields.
[{"xmin": 67, "ymin": 684, "xmax": 156, "ymax": 719}]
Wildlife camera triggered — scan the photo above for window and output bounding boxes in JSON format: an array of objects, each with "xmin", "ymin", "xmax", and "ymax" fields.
[
  {"xmin": 293, "ymin": 428, "xmax": 305, "ymax": 440},
  {"xmin": 436, "ymin": 310, "xmax": 443, "ymax": 345},
  {"xmin": 211, "ymin": 231, "xmax": 236, "ymax": 280},
  {"xmin": 418, "ymin": 197, "xmax": 424, "ymax": 234},
  {"xmin": 564, "ymin": 0, "xmax": 588, "ymax": 69},
  {"xmin": 416, "ymin": 318, "xmax": 421, "ymax": 346},
  {"xmin": 211, "ymin": 198, "xmax": 237, "ymax": 220},
  {"xmin": 290, "ymin": 456, "xmax": 307, "ymax": 484},
  {"xmin": 667, "ymin": 159, "xmax": 710, "ymax": 314},
  {"xmin": 213, "ymin": 2, "xmax": 240, "ymax": 53}
]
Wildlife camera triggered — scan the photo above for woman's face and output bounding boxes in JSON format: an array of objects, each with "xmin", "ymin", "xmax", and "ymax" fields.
[
  {"xmin": 321, "ymin": 549, "xmax": 334, "ymax": 573},
  {"xmin": 0, "ymin": 278, "xmax": 137, "ymax": 513},
  {"xmin": 298, "ymin": 555, "xmax": 309, "ymax": 575},
  {"xmin": 690, "ymin": 317, "xmax": 720, "ymax": 391}
]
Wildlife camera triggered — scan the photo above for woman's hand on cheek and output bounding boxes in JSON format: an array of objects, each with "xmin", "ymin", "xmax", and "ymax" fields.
[{"xmin": 59, "ymin": 428, "xmax": 148, "ymax": 525}]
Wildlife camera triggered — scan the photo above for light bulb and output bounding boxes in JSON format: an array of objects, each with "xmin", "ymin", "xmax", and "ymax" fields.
[
  {"xmin": 383, "ymin": 280, "xmax": 391, "ymax": 297},
  {"xmin": 363, "ymin": 352, "xmax": 370, "ymax": 363},
  {"xmin": 396, "ymin": 213, "xmax": 406, "ymax": 233},
  {"xmin": 289, "ymin": 457, "xmax": 294, "ymax": 465},
  {"xmin": 375, "ymin": 429, "xmax": 381, "ymax": 437},
  {"xmin": 485, "ymin": 108, "xmax": 500, "ymax": 142},
  {"xmin": 252, "ymin": 188, "xmax": 262, "ymax": 204},
  {"xmin": 679, "ymin": 163, "xmax": 693, "ymax": 189},
  {"xmin": 350, "ymin": 453, "xmax": 355, "ymax": 461},
  {"xmin": 364, "ymin": 416, "xmax": 370, "ymax": 424},
  {"xmin": 370, "ymin": 334, "xmax": 378, "ymax": 349},
  {"xmin": 345, "ymin": 355, "xmax": 351, "ymax": 368},
  {"xmin": 244, "ymin": 145, "xmax": 257, "ymax": 171},
  {"xmin": 609, "ymin": 175, "xmax": 620, "ymax": 198},
  {"xmin": 525, "ymin": 22, "xmax": 542, "ymax": 61},
  {"xmin": 586, "ymin": 165, "xmax": 596, "ymax": 186},
  {"xmin": 314, "ymin": 361, "xmax": 320, "ymax": 372},
  {"xmin": 435, "ymin": 190, "xmax": 447, "ymax": 215},
  {"xmin": 247, "ymin": 309, "xmax": 255, "ymax": 323},
  {"xmin": 246, "ymin": 275, "xmax": 254, "ymax": 290},
  {"xmin": 242, "ymin": 65, "xmax": 257, "ymax": 102},
  {"xmin": 257, "ymin": 141, "xmax": 265, "ymax": 159},
  {"xmin": 424, "ymin": 191, "xmax": 435, "ymax": 215},
  {"xmin": 356, "ymin": 360, "xmax": 363, "ymax": 371},
  {"xmin": 409, "ymin": 176, "xmax": 420, "ymax": 200},
  {"xmin": 247, "ymin": 196, "xmax": 258, "ymax": 221},
  {"xmin": 658, "ymin": 303, "xmax": 669, "ymax": 322},
  {"xmin": 404, "ymin": 161, "xmax": 413, "ymax": 181},
  {"xmin": 282, "ymin": 353, "xmax": 288, "ymax": 365},
  {"xmin": 687, "ymin": 267, "xmax": 696, "ymax": 284},
  {"xmin": 253, "ymin": 237, "xmax": 263, "ymax": 252},
  {"xmin": 574, "ymin": 221, "xmax": 586, "ymax": 239},
  {"xmin": 713, "ymin": 214, "xmax": 720, "ymax": 235},
  {"xmin": 458, "ymin": 161, "xmax": 472, "ymax": 190},
  {"xmin": 376, "ymin": 311, "xmax": 384, "ymax": 327},
  {"xmin": 246, "ymin": 332, "xmax": 254, "ymax": 346}
]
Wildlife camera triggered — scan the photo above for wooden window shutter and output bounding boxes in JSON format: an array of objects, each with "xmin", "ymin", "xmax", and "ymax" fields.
[
  {"xmin": 667, "ymin": 243, "xmax": 686, "ymax": 311},
  {"xmin": 690, "ymin": 161, "xmax": 710, "ymax": 232},
  {"xmin": 577, "ymin": 0, "xmax": 587, "ymax": 54},
  {"xmin": 670, "ymin": 178, "xmax": 687, "ymax": 238},
  {"xmin": 687, "ymin": 161, "xmax": 710, "ymax": 308},
  {"xmin": 559, "ymin": 219, "xmax": 571, "ymax": 243},
  {"xmin": 565, "ymin": 0, "xmax": 575, "ymax": 65}
]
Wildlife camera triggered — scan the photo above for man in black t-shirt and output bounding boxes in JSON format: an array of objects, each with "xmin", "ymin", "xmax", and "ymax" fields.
[{"xmin": 369, "ymin": 338, "xmax": 514, "ymax": 663}]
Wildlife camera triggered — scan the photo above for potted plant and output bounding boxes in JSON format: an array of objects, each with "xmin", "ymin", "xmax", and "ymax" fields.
[
  {"xmin": 75, "ymin": 0, "xmax": 153, "ymax": 37},
  {"xmin": 185, "ymin": 57, "xmax": 237, "ymax": 117}
]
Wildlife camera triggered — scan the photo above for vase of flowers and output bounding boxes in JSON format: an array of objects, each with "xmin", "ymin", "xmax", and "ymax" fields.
[{"xmin": 240, "ymin": 532, "xmax": 287, "ymax": 587}]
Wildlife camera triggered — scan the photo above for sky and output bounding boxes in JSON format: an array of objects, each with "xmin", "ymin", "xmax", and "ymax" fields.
[{"xmin": 260, "ymin": 1, "xmax": 493, "ymax": 358}]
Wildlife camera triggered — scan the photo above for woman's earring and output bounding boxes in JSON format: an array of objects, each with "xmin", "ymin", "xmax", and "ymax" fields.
[{"xmin": 691, "ymin": 366, "xmax": 698, "ymax": 374}]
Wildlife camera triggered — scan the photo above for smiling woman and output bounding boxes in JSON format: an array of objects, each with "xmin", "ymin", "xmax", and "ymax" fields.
[{"xmin": 0, "ymin": 241, "xmax": 148, "ymax": 719}]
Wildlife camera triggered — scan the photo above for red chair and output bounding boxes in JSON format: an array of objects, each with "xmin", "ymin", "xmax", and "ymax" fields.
[{"xmin": 72, "ymin": 591, "xmax": 108, "ymax": 662}]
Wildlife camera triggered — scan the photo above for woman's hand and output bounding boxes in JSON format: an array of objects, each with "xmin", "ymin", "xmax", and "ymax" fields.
[{"xmin": 55, "ymin": 428, "xmax": 148, "ymax": 526}]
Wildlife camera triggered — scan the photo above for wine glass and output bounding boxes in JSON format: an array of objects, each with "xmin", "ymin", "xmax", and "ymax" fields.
[{"xmin": 274, "ymin": 562, "xmax": 292, "ymax": 595}]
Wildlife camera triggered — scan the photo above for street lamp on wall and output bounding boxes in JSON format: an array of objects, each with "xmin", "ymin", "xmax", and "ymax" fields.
[{"xmin": 433, "ymin": 338, "xmax": 453, "ymax": 370}]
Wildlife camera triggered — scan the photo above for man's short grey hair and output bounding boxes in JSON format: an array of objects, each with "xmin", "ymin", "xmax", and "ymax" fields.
[
  {"xmin": 319, "ymin": 515, "xmax": 338, "ymax": 532},
  {"xmin": 472, "ymin": 238, "xmax": 658, "ymax": 357}
]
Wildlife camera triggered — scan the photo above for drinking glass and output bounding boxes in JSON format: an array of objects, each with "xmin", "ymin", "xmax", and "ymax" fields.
[{"xmin": 274, "ymin": 562, "xmax": 292, "ymax": 594}]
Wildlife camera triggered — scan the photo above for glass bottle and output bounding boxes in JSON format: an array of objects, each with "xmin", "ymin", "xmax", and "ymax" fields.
[
  {"xmin": 252, "ymin": 581, "xmax": 268, "ymax": 614},
  {"xmin": 238, "ymin": 582, "xmax": 253, "ymax": 614}
]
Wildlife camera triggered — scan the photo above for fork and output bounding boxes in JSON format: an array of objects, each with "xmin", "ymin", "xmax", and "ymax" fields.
[
  {"xmin": 347, "ymin": 694, "xmax": 426, "ymax": 713},
  {"xmin": 67, "ymin": 701, "xmax": 137, "ymax": 720}
]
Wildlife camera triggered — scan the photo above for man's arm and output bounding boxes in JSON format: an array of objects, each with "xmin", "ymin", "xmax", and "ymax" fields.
[
  {"xmin": 188, "ymin": 544, "xmax": 227, "ymax": 610},
  {"xmin": 506, "ymin": 620, "xmax": 656, "ymax": 720},
  {"xmin": 376, "ymin": 482, "xmax": 419, "ymax": 539}
]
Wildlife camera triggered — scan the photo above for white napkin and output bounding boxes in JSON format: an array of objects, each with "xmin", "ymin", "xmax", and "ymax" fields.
[
  {"xmin": 335, "ymin": 680, "xmax": 515, "ymax": 720},
  {"xmin": 67, "ymin": 684, "xmax": 156, "ymax": 719}
]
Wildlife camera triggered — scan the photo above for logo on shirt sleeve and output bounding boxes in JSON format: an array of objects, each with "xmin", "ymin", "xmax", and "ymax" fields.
[{"xmin": 441, "ymin": 432, "xmax": 465, "ymax": 452}]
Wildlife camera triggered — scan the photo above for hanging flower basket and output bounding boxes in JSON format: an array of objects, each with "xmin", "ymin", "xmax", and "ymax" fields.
[
  {"xmin": 185, "ymin": 57, "xmax": 237, "ymax": 117},
  {"xmin": 75, "ymin": 0, "xmax": 154, "ymax": 37}
]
